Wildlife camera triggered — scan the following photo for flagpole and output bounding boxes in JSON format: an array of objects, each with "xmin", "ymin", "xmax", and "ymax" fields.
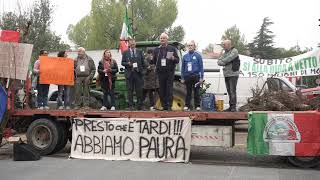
[{"xmin": 131, "ymin": 0, "xmax": 134, "ymax": 38}]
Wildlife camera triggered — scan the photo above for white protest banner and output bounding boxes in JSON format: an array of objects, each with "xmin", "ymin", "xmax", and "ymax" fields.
[
  {"xmin": 71, "ymin": 117, "xmax": 191, "ymax": 163},
  {"xmin": 239, "ymin": 48, "xmax": 320, "ymax": 77},
  {"xmin": 0, "ymin": 42, "xmax": 33, "ymax": 80}
]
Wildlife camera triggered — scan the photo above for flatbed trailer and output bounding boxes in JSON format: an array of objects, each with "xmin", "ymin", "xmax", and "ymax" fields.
[
  {"xmin": 6, "ymin": 109, "xmax": 245, "ymax": 155},
  {"xmin": 4, "ymin": 109, "xmax": 320, "ymax": 168}
]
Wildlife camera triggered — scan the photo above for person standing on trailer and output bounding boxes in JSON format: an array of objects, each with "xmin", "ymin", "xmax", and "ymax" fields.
[
  {"xmin": 57, "ymin": 51, "xmax": 71, "ymax": 110},
  {"xmin": 98, "ymin": 49, "xmax": 118, "ymax": 111},
  {"xmin": 121, "ymin": 38, "xmax": 146, "ymax": 110},
  {"xmin": 153, "ymin": 33, "xmax": 180, "ymax": 111},
  {"xmin": 143, "ymin": 49, "xmax": 159, "ymax": 111},
  {"xmin": 217, "ymin": 40, "xmax": 240, "ymax": 112},
  {"xmin": 181, "ymin": 40, "xmax": 204, "ymax": 111},
  {"xmin": 33, "ymin": 50, "xmax": 50, "ymax": 109},
  {"xmin": 74, "ymin": 47, "xmax": 96, "ymax": 109}
]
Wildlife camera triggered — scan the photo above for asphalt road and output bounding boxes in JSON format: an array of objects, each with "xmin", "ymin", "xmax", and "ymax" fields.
[{"xmin": 0, "ymin": 132, "xmax": 319, "ymax": 180}]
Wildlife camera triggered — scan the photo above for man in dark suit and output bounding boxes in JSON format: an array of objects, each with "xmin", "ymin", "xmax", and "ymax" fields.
[
  {"xmin": 121, "ymin": 38, "xmax": 146, "ymax": 110},
  {"xmin": 153, "ymin": 33, "xmax": 180, "ymax": 111}
]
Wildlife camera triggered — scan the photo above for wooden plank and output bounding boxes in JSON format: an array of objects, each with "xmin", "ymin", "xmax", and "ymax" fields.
[{"xmin": 10, "ymin": 109, "xmax": 248, "ymax": 121}]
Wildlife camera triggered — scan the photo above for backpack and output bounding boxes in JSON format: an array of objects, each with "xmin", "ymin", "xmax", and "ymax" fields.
[
  {"xmin": 201, "ymin": 93, "xmax": 216, "ymax": 112},
  {"xmin": 232, "ymin": 56, "xmax": 240, "ymax": 72}
]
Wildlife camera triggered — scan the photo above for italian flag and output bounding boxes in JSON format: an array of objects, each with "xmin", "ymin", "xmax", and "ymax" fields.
[
  {"xmin": 119, "ymin": 4, "xmax": 133, "ymax": 54},
  {"xmin": 247, "ymin": 111, "xmax": 320, "ymax": 156}
]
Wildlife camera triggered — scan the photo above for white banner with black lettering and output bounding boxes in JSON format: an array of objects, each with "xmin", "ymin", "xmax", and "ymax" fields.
[
  {"xmin": 71, "ymin": 117, "xmax": 191, "ymax": 163},
  {"xmin": 239, "ymin": 48, "xmax": 320, "ymax": 77}
]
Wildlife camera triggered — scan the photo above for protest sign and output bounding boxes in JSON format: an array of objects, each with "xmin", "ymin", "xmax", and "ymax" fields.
[
  {"xmin": 71, "ymin": 117, "xmax": 191, "ymax": 162},
  {"xmin": 39, "ymin": 56, "xmax": 74, "ymax": 85}
]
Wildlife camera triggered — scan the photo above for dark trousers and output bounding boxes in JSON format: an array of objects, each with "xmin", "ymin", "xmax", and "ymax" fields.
[
  {"xmin": 158, "ymin": 72, "xmax": 174, "ymax": 110},
  {"xmin": 225, "ymin": 76, "xmax": 239, "ymax": 109},
  {"xmin": 185, "ymin": 74, "xmax": 200, "ymax": 108},
  {"xmin": 143, "ymin": 89, "xmax": 157, "ymax": 107},
  {"xmin": 36, "ymin": 84, "xmax": 49, "ymax": 107},
  {"xmin": 57, "ymin": 85, "xmax": 71, "ymax": 107},
  {"xmin": 102, "ymin": 81, "xmax": 115, "ymax": 108},
  {"xmin": 126, "ymin": 73, "xmax": 143, "ymax": 109}
]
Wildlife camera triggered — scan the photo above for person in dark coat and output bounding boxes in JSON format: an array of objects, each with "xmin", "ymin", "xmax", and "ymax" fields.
[
  {"xmin": 98, "ymin": 49, "xmax": 118, "ymax": 111},
  {"xmin": 121, "ymin": 38, "xmax": 146, "ymax": 110},
  {"xmin": 153, "ymin": 33, "xmax": 180, "ymax": 111},
  {"xmin": 143, "ymin": 49, "xmax": 159, "ymax": 111}
]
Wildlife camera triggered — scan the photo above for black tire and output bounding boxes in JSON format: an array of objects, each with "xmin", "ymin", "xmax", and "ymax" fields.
[
  {"xmin": 26, "ymin": 118, "xmax": 59, "ymax": 155},
  {"xmin": 51, "ymin": 122, "xmax": 68, "ymax": 154},
  {"xmin": 287, "ymin": 156, "xmax": 320, "ymax": 168}
]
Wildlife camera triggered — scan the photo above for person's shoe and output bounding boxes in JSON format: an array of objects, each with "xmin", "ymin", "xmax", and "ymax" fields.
[
  {"xmin": 196, "ymin": 107, "xmax": 201, "ymax": 111},
  {"xmin": 183, "ymin": 107, "xmax": 190, "ymax": 111},
  {"xmin": 65, "ymin": 106, "xmax": 71, "ymax": 110},
  {"xmin": 58, "ymin": 106, "xmax": 64, "ymax": 110},
  {"xmin": 100, "ymin": 106, "xmax": 107, "ymax": 111},
  {"xmin": 44, "ymin": 106, "xmax": 50, "ymax": 110},
  {"xmin": 38, "ymin": 106, "xmax": 44, "ymax": 110},
  {"xmin": 74, "ymin": 106, "xmax": 80, "ymax": 110},
  {"xmin": 230, "ymin": 108, "xmax": 237, "ymax": 112},
  {"xmin": 110, "ymin": 106, "xmax": 116, "ymax": 111},
  {"xmin": 150, "ymin": 106, "xmax": 155, "ymax": 111},
  {"xmin": 84, "ymin": 106, "xmax": 90, "ymax": 110}
]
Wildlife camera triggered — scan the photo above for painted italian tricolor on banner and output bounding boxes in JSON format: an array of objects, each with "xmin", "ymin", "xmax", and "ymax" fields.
[{"xmin": 247, "ymin": 111, "xmax": 320, "ymax": 156}]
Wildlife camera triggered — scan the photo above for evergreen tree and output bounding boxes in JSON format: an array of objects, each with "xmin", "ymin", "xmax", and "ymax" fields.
[
  {"xmin": 221, "ymin": 25, "xmax": 247, "ymax": 54},
  {"xmin": 248, "ymin": 17, "xmax": 276, "ymax": 59}
]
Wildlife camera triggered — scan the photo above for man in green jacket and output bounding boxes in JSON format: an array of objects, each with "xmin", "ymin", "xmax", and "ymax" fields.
[
  {"xmin": 74, "ymin": 47, "xmax": 96, "ymax": 109},
  {"xmin": 217, "ymin": 40, "xmax": 240, "ymax": 112}
]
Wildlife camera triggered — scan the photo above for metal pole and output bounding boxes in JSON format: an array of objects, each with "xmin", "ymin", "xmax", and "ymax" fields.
[{"xmin": 131, "ymin": 0, "xmax": 134, "ymax": 37}]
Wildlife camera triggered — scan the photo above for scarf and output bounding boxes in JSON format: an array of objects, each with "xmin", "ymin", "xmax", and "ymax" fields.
[{"xmin": 104, "ymin": 59, "xmax": 113, "ymax": 90}]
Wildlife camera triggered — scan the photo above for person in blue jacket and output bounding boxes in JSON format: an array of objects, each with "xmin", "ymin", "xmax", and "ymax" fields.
[{"xmin": 181, "ymin": 40, "xmax": 204, "ymax": 111}]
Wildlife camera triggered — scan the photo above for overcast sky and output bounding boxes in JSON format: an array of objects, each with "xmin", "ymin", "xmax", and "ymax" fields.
[{"xmin": 1, "ymin": 0, "xmax": 320, "ymax": 50}]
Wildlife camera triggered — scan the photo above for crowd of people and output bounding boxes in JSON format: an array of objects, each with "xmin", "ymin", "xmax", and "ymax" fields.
[{"xmin": 33, "ymin": 32, "xmax": 239, "ymax": 112}]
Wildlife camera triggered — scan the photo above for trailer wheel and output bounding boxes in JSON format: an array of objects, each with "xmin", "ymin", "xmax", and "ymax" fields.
[
  {"xmin": 27, "ymin": 118, "xmax": 59, "ymax": 155},
  {"xmin": 287, "ymin": 156, "xmax": 320, "ymax": 168},
  {"xmin": 51, "ymin": 122, "xmax": 68, "ymax": 154}
]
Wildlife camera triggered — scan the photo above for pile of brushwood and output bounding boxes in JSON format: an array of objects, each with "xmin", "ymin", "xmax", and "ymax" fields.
[{"xmin": 239, "ymin": 87, "xmax": 315, "ymax": 112}]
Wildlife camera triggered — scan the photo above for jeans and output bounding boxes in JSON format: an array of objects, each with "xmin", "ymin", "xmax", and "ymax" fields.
[
  {"xmin": 75, "ymin": 76, "xmax": 91, "ymax": 107},
  {"xmin": 126, "ymin": 72, "xmax": 143, "ymax": 109},
  {"xmin": 57, "ymin": 85, "xmax": 71, "ymax": 107},
  {"xmin": 36, "ymin": 84, "xmax": 49, "ymax": 107},
  {"xmin": 184, "ymin": 74, "xmax": 200, "ymax": 108},
  {"xmin": 158, "ymin": 72, "xmax": 174, "ymax": 110},
  {"xmin": 102, "ymin": 81, "xmax": 115, "ymax": 108},
  {"xmin": 225, "ymin": 76, "xmax": 239, "ymax": 109}
]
